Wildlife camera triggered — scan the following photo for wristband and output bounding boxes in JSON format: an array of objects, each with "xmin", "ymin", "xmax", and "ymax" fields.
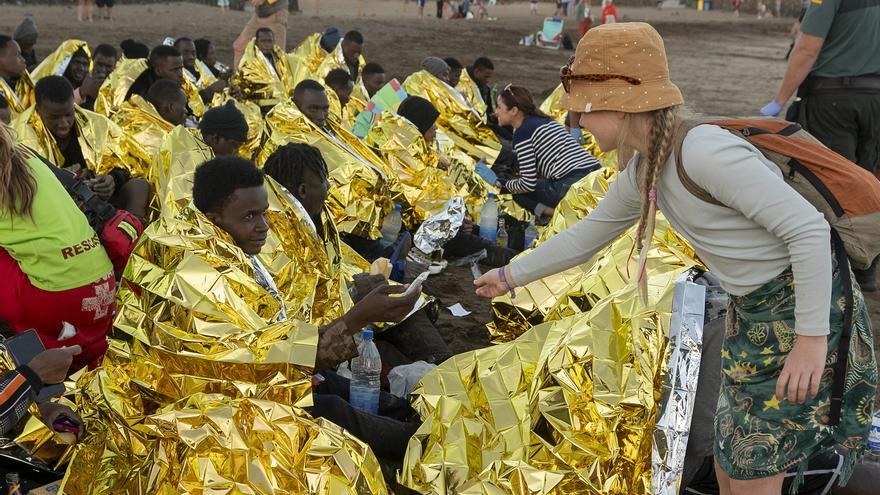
[{"xmin": 497, "ymin": 266, "xmax": 516, "ymax": 299}]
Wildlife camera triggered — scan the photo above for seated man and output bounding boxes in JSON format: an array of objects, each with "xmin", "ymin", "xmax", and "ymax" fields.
[
  {"xmin": 0, "ymin": 125, "xmax": 116, "ymax": 370},
  {"xmin": 194, "ymin": 38, "xmax": 229, "ymax": 80},
  {"xmin": 199, "ymin": 100, "xmax": 248, "ymax": 157},
  {"xmin": 0, "ymin": 34, "xmax": 34, "ymax": 115},
  {"xmin": 361, "ymin": 62, "xmax": 386, "ymax": 98},
  {"xmin": 12, "ymin": 76, "xmax": 149, "ymax": 219},
  {"xmin": 233, "ymin": 27, "xmax": 294, "ymax": 110},
  {"xmin": 420, "ymin": 57, "xmax": 451, "ymax": 85},
  {"xmin": 264, "ymin": 143, "xmax": 453, "ymax": 366},
  {"xmin": 174, "ymin": 36, "xmax": 227, "ymax": 103},
  {"xmin": 340, "ymin": 30, "xmax": 365, "ymax": 81},
  {"xmin": 127, "ymin": 45, "xmax": 185, "ymax": 99},
  {"xmin": 324, "ymin": 68, "xmax": 353, "ymax": 108},
  {"xmin": 192, "ymin": 156, "xmax": 425, "ymax": 479},
  {"xmin": 12, "ymin": 16, "xmax": 39, "ymax": 72},
  {"xmin": 444, "ymin": 57, "xmax": 463, "ymax": 87},
  {"xmin": 31, "ymin": 41, "xmax": 90, "ymax": 90},
  {"xmin": 75, "ymin": 43, "xmax": 118, "ymax": 111}
]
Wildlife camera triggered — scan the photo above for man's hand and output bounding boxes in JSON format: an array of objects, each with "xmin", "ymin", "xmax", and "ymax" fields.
[
  {"xmin": 351, "ymin": 273, "xmax": 389, "ymax": 303},
  {"xmin": 776, "ymin": 334, "xmax": 827, "ymax": 404},
  {"xmin": 26, "ymin": 346, "xmax": 81, "ymax": 385},
  {"xmin": 86, "ymin": 174, "xmax": 115, "ymax": 200},
  {"xmin": 78, "ymin": 73, "xmax": 105, "ymax": 99},
  {"xmin": 343, "ymin": 284, "xmax": 421, "ymax": 330},
  {"xmin": 37, "ymin": 402, "xmax": 85, "ymax": 440},
  {"xmin": 460, "ymin": 217, "xmax": 475, "ymax": 235}
]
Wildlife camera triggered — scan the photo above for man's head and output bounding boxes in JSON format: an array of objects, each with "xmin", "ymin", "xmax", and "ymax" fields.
[
  {"xmin": 255, "ymin": 28, "xmax": 275, "ymax": 56},
  {"xmin": 199, "ymin": 100, "xmax": 249, "ymax": 156},
  {"xmin": 120, "ymin": 39, "xmax": 149, "ymax": 59},
  {"xmin": 264, "ymin": 143, "xmax": 330, "ymax": 220},
  {"xmin": 293, "ymin": 80, "xmax": 330, "ymax": 129},
  {"xmin": 319, "ymin": 27, "xmax": 341, "ymax": 53},
  {"xmin": 397, "ymin": 95, "xmax": 440, "ymax": 143},
  {"xmin": 174, "ymin": 37, "xmax": 197, "ymax": 71},
  {"xmin": 91, "ymin": 44, "xmax": 118, "ymax": 79},
  {"xmin": 146, "ymin": 79, "xmax": 188, "ymax": 126},
  {"xmin": 194, "ymin": 38, "xmax": 215, "ymax": 66},
  {"xmin": 35, "ymin": 76, "xmax": 76, "ymax": 141},
  {"xmin": 361, "ymin": 62, "xmax": 385, "ymax": 98},
  {"xmin": 0, "ymin": 97, "xmax": 10, "ymax": 125},
  {"xmin": 341, "ymin": 31, "xmax": 364, "ymax": 66},
  {"xmin": 421, "ymin": 57, "xmax": 451, "ymax": 84},
  {"xmin": 193, "ymin": 156, "xmax": 269, "ymax": 255},
  {"xmin": 12, "ymin": 16, "xmax": 38, "ymax": 54},
  {"xmin": 149, "ymin": 45, "xmax": 184, "ymax": 85},
  {"xmin": 63, "ymin": 47, "xmax": 91, "ymax": 87},
  {"xmin": 444, "ymin": 57, "xmax": 463, "ymax": 87},
  {"xmin": 472, "ymin": 56, "xmax": 494, "ymax": 85},
  {"xmin": 324, "ymin": 68, "xmax": 353, "ymax": 108},
  {"xmin": 0, "ymin": 36, "xmax": 27, "ymax": 80}
]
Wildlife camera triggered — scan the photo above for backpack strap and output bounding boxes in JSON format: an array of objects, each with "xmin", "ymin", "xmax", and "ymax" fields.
[
  {"xmin": 829, "ymin": 228, "xmax": 853, "ymax": 427},
  {"xmin": 672, "ymin": 119, "xmax": 724, "ymax": 207}
]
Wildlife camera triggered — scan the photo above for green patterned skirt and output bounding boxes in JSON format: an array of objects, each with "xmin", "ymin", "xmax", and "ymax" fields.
[{"xmin": 714, "ymin": 260, "xmax": 877, "ymax": 487}]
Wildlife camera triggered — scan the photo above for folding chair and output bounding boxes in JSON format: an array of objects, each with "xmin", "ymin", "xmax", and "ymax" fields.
[{"xmin": 536, "ymin": 17, "xmax": 565, "ymax": 49}]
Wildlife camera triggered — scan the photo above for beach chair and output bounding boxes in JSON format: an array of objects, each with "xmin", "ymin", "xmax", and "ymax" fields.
[{"xmin": 537, "ymin": 17, "xmax": 565, "ymax": 49}]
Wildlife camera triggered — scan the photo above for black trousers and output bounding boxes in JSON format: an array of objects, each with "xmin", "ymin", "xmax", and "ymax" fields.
[{"xmin": 796, "ymin": 89, "xmax": 880, "ymax": 173}]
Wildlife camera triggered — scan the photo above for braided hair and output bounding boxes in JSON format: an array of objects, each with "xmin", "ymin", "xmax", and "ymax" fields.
[{"xmin": 263, "ymin": 143, "xmax": 329, "ymax": 194}]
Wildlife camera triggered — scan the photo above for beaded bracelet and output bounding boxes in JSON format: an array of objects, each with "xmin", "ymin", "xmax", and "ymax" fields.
[{"xmin": 498, "ymin": 266, "xmax": 516, "ymax": 299}]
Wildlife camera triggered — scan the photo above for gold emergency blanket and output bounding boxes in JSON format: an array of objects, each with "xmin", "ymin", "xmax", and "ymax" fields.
[
  {"xmin": 112, "ymin": 94, "xmax": 176, "ymax": 179},
  {"xmin": 58, "ymin": 201, "xmax": 388, "ymax": 493},
  {"xmin": 364, "ymin": 112, "xmax": 463, "ymax": 228},
  {"xmin": 402, "ymin": 70, "xmax": 500, "ymax": 164},
  {"xmin": 94, "ymin": 57, "xmax": 204, "ymax": 118},
  {"xmin": 288, "ymin": 32, "xmax": 328, "ymax": 83},
  {"xmin": 455, "ymin": 68, "xmax": 487, "ymax": 117},
  {"xmin": 434, "ymin": 129, "xmax": 491, "ymax": 221},
  {"xmin": 258, "ymin": 101, "xmax": 393, "ymax": 240},
  {"xmin": 400, "ymin": 278, "xmax": 682, "ymax": 494},
  {"xmin": 541, "ymin": 83, "xmax": 610, "ymax": 161},
  {"xmin": 11, "ymin": 104, "xmax": 136, "ymax": 176},
  {"xmin": 207, "ymin": 95, "xmax": 267, "ymax": 159},
  {"xmin": 0, "ymin": 71, "xmax": 34, "ymax": 114},
  {"xmin": 184, "ymin": 59, "xmax": 219, "ymax": 91},
  {"xmin": 29, "ymin": 39, "xmax": 90, "ymax": 82},
  {"xmin": 233, "ymin": 39, "xmax": 294, "ymax": 109}
]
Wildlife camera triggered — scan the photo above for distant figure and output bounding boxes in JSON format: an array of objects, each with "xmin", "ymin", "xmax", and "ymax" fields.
[
  {"xmin": 12, "ymin": 16, "xmax": 38, "ymax": 72},
  {"xmin": 78, "ymin": 0, "xmax": 95, "ymax": 22},
  {"xmin": 732, "ymin": 0, "xmax": 744, "ymax": 17},
  {"xmin": 96, "ymin": 0, "xmax": 113, "ymax": 20},
  {"xmin": 233, "ymin": 0, "xmax": 290, "ymax": 68},
  {"xmin": 575, "ymin": 0, "xmax": 592, "ymax": 37},
  {"xmin": 531, "ymin": 0, "xmax": 538, "ymax": 15},
  {"xmin": 218, "ymin": 0, "xmax": 230, "ymax": 15},
  {"xmin": 416, "ymin": 0, "xmax": 426, "ymax": 16},
  {"xmin": 601, "ymin": 0, "xmax": 618, "ymax": 24}
]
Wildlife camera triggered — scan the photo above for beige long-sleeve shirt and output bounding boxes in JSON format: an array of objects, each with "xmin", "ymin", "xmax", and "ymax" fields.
[{"xmin": 510, "ymin": 124, "xmax": 832, "ymax": 336}]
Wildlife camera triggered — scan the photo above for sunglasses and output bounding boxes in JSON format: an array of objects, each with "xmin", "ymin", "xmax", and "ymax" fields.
[{"xmin": 560, "ymin": 62, "xmax": 642, "ymax": 93}]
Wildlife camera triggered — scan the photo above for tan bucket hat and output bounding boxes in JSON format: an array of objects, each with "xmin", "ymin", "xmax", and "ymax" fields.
[{"xmin": 560, "ymin": 22, "xmax": 683, "ymax": 114}]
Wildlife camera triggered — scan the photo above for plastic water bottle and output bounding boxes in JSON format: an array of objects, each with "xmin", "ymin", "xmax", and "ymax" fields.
[
  {"xmin": 380, "ymin": 204, "xmax": 402, "ymax": 246},
  {"xmin": 349, "ymin": 329, "xmax": 381, "ymax": 415},
  {"xmin": 524, "ymin": 219, "xmax": 539, "ymax": 248},
  {"xmin": 479, "ymin": 193, "xmax": 498, "ymax": 243},
  {"xmin": 496, "ymin": 218, "xmax": 508, "ymax": 248},
  {"xmin": 866, "ymin": 411, "xmax": 880, "ymax": 465}
]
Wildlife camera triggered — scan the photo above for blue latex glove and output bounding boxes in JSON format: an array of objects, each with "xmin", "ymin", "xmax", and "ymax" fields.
[
  {"xmin": 760, "ymin": 100, "xmax": 784, "ymax": 117},
  {"xmin": 475, "ymin": 161, "xmax": 499, "ymax": 186}
]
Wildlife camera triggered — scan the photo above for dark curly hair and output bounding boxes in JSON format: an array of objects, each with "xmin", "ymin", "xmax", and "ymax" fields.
[{"xmin": 193, "ymin": 156, "xmax": 265, "ymax": 214}]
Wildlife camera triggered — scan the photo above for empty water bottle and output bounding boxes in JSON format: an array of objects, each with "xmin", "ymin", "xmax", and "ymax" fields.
[
  {"xmin": 524, "ymin": 219, "xmax": 539, "ymax": 248},
  {"xmin": 349, "ymin": 329, "xmax": 381, "ymax": 415},
  {"xmin": 479, "ymin": 193, "xmax": 498, "ymax": 243},
  {"xmin": 381, "ymin": 204, "xmax": 402, "ymax": 246}
]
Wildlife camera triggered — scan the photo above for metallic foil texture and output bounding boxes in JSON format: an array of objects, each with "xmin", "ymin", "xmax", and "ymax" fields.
[
  {"xmin": 364, "ymin": 112, "xmax": 464, "ymax": 228},
  {"xmin": 653, "ymin": 274, "xmax": 705, "ymax": 495},
  {"xmin": 540, "ymin": 83, "xmax": 610, "ymax": 161},
  {"xmin": 258, "ymin": 100, "xmax": 393, "ymax": 240},
  {"xmin": 402, "ymin": 70, "xmax": 500, "ymax": 164},
  {"xmin": 59, "ymin": 201, "xmax": 388, "ymax": 493},
  {"xmin": 112, "ymin": 95, "xmax": 178, "ymax": 180},
  {"xmin": 0, "ymin": 69, "xmax": 34, "ymax": 115},
  {"xmin": 94, "ymin": 57, "xmax": 203, "ymax": 118},
  {"xmin": 288, "ymin": 32, "xmax": 329, "ymax": 84},
  {"xmin": 413, "ymin": 196, "xmax": 466, "ymax": 255},
  {"xmin": 455, "ymin": 69, "xmax": 488, "ymax": 117},
  {"xmin": 232, "ymin": 39, "xmax": 295, "ymax": 110},
  {"xmin": 29, "ymin": 40, "xmax": 91, "ymax": 83}
]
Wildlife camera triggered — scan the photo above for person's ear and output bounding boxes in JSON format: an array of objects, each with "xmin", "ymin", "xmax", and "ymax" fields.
[
  {"xmin": 296, "ymin": 182, "xmax": 308, "ymax": 200},
  {"xmin": 205, "ymin": 210, "xmax": 220, "ymax": 224}
]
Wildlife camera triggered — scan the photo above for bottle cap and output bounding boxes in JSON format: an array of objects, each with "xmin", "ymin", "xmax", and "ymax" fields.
[
  {"xmin": 362, "ymin": 329, "xmax": 374, "ymax": 340},
  {"xmin": 488, "ymin": 192, "xmax": 495, "ymax": 199}
]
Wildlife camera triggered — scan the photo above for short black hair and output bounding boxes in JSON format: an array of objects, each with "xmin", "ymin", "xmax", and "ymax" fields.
[
  {"xmin": 264, "ymin": 143, "xmax": 329, "ymax": 193},
  {"xmin": 193, "ymin": 156, "xmax": 265, "ymax": 214},
  {"xmin": 0, "ymin": 35, "xmax": 13, "ymax": 52},
  {"xmin": 146, "ymin": 79, "xmax": 184, "ymax": 108},
  {"xmin": 149, "ymin": 45, "xmax": 181, "ymax": 65},
  {"xmin": 473, "ymin": 56, "xmax": 494, "ymax": 71},
  {"xmin": 194, "ymin": 38, "xmax": 212, "ymax": 60},
  {"xmin": 71, "ymin": 46, "xmax": 89, "ymax": 61},
  {"xmin": 362, "ymin": 62, "xmax": 384, "ymax": 77},
  {"xmin": 444, "ymin": 57, "xmax": 463, "ymax": 70},
  {"xmin": 35, "ymin": 76, "xmax": 74, "ymax": 105},
  {"xmin": 120, "ymin": 39, "xmax": 149, "ymax": 59},
  {"xmin": 324, "ymin": 68, "xmax": 351, "ymax": 89},
  {"xmin": 343, "ymin": 30, "xmax": 364, "ymax": 45},
  {"xmin": 255, "ymin": 27, "xmax": 274, "ymax": 39},
  {"xmin": 93, "ymin": 43, "xmax": 118, "ymax": 60},
  {"xmin": 0, "ymin": 96, "xmax": 8, "ymax": 110},
  {"xmin": 173, "ymin": 37, "xmax": 193, "ymax": 48},
  {"xmin": 293, "ymin": 79, "xmax": 326, "ymax": 101}
]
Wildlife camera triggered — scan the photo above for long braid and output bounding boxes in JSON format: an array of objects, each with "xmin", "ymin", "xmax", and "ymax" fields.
[
  {"xmin": 634, "ymin": 105, "xmax": 679, "ymax": 300},
  {"xmin": 0, "ymin": 124, "xmax": 37, "ymax": 220},
  {"xmin": 264, "ymin": 143, "xmax": 329, "ymax": 193}
]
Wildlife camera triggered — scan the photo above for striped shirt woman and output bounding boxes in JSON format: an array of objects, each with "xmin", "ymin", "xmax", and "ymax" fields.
[{"xmin": 495, "ymin": 85, "xmax": 600, "ymax": 221}]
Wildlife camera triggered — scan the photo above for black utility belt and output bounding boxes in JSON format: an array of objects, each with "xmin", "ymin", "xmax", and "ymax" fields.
[{"xmin": 804, "ymin": 75, "xmax": 880, "ymax": 92}]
